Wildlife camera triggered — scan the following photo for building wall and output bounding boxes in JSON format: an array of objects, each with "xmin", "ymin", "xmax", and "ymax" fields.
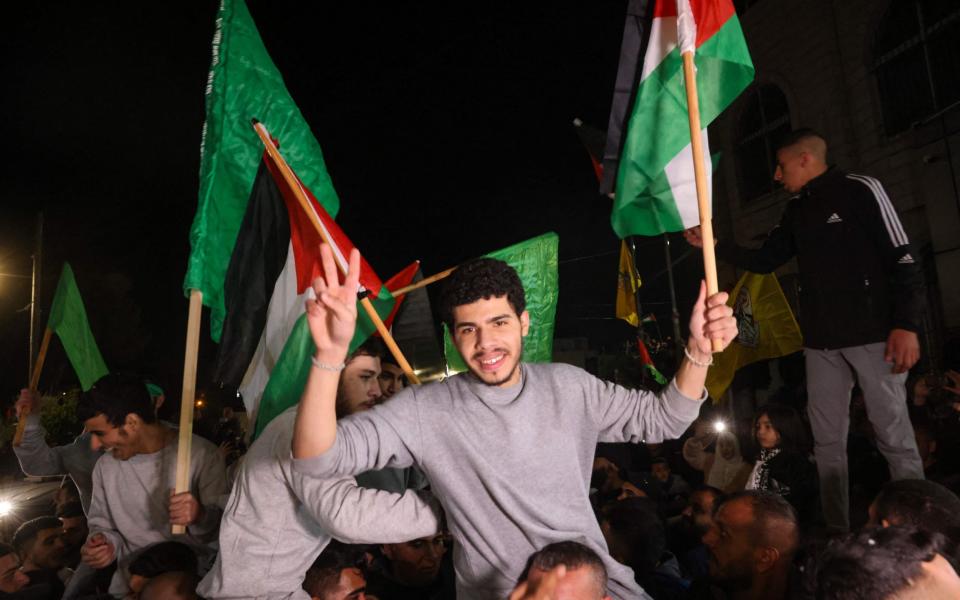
[{"xmin": 711, "ymin": 0, "xmax": 960, "ymax": 355}]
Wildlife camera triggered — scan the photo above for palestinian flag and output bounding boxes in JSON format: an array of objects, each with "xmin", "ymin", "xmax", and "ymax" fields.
[
  {"xmin": 183, "ymin": 0, "xmax": 340, "ymax": 343},
  {"xmin": 214, "ymin": 147, "xmax": 393, "ymax": 434},
  {"xmin": 610, "ymin": 0, "xmax": 753, "ymax": 238}
]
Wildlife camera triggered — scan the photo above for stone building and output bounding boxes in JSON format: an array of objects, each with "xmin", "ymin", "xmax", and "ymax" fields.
[{"xmin": 709, "ymin": 0, "xmax": 960, "ymax": 366}]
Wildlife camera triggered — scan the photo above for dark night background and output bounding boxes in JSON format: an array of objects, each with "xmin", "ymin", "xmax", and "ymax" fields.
[{"xmin": 0, "ymin": 2, "xmax": 704, "ymax": 406}]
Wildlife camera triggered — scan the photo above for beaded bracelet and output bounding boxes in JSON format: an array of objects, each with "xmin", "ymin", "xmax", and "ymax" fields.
[
  {"xmin": 684, "ymin": 346, "xmax": 713, "ymax": 368},
  {"xmin": 311, "ymin": 356, "xmax": 346, "ymax": 372}
]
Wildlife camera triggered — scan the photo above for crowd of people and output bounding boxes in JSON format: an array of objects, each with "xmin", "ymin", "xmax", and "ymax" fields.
[{"xmin": 1, "ymin": 129, "xmax": 959, "ymax": 599}]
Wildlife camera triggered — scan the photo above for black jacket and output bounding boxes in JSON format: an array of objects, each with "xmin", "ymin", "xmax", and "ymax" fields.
[{"xmin": 718, "ymin": 168, "xmax": 925, "ymax": 349}]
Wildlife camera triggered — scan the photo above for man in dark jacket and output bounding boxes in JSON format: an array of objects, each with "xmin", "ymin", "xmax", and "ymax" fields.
[{"xmin": 685, "ymin": 129, "xmax": 925, "ymax": 532}]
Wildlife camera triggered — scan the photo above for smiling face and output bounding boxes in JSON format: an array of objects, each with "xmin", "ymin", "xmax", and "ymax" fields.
[
  {"xmin": 451, "ymin": 295, "xmax": 529, "ymax": 387},
  {"xmin": 336, "ymin": 355, "xmax": 382, "ymax": 417},
  {"xmin": 85, "ymin": 413, "xmax": 139, "ymax": 460}
]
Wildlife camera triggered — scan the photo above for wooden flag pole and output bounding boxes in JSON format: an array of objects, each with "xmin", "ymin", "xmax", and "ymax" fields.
[
  {"xmin": 13, "ymin": 328, "xmax": 53, "ymax": 447},
  {"xmin": 389, "ymin": 266, "xmax": 457, "ymax": 297},
  {"xmin": 173, "ymin": 289, "xmax": 203, "ymax": 535},
  {"xmin": 251, "ymin": 120, "xmax": 421, "ymax": 385},
  {"xmin": 681, "ymin": 51, "xmax": 723, "ymax": 353}
]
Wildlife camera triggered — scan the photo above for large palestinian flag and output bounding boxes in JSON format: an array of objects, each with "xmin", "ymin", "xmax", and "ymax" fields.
[
  {"xmin": 214, "ymin": 148, "xmax": 396, "ymax": 434},
  {"xmin": 610, "ymin": 0, "xmax": 753, "ymax": 237}
]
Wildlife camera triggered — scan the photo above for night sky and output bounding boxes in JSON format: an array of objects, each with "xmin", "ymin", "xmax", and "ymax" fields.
[{"xmin": 0, "ymin": 1, "xmax": 704, "ymax": 404}]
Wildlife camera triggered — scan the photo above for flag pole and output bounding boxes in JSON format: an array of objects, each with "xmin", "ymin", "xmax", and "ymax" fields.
[
  {"xmin": 252, "ymin": 120, "xmax": 421, "ymax": 385},
  {"xmin": 663, "ymin": 233, "xmax": 684, "ymax": 365},
  {"xmin": 173, "ymin": 289, "xmax": 203, "ymax": 535},
  {"xmin": 681, "ymin": 50, "xmax": 722, "ymax": 352},
  {"xmin": 12, "ymin": 328, "xmax": 53, "ymax": 447},
  {"xmin": 389, "ymin": 266, "xmax": 456, "ymax": 297}
]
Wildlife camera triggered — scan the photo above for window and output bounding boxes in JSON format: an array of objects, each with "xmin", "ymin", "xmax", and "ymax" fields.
[
  {"xmin": 874, "ymin": 0, "xmax": 960, "ymax": 136},
  {"xmin": 734, "ymin": 84, "xmax": 791, "ymax": 202}
]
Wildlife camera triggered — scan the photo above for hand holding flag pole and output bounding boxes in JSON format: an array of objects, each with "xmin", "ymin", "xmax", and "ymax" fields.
[
  {"xmin": 251, "ymin": 119, "xmax": 421, "ymax": 385},
  {"xmin": 678, "ymin": 0, "xmax": 722, "ymax": 353},
  {"xmin": 12, "ymin": 329, "xmax": 53, "ymax": 447}
]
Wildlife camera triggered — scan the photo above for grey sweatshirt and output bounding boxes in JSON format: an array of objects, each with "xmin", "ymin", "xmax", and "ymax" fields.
[
  {"xmin": 197, "ymin": 407, "xmax": 441, "ymax": 600},
  {"xmin": 13, "ymin": 413, "xmax": 102, "ymax": 513},
  {"xmin": 293, "ymin": 363, "xmax": 705, "ymax": 600},
  {"xmin": 87, "ymin": 432, "xmax": 227, "ymax": 597}
]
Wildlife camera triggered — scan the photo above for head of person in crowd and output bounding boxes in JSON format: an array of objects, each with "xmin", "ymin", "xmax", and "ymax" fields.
[
  {"xmin": 303, "ymin": 541, "xmax": 368, "ymax": 600},
  {"xmin": 380, "ymin": 532, "xmax": 447, "ymax": 588},
  {"xmin": 335, "ymin": 338, "xmax": 386, "ymax": 418},
  {"xmin": 814, "ymin": 526, "xmax": 960, "ymax": 599},
  {"xmin": 12, "ymin": 516, "xmax": 65, "ymax": 573},
  {"xmin": 591, "ymin": 456, "xmax": 644, "ymax": 505},
  {"xmin": 76, "ymin": 373, "xmax": 160, "ymax": 460},
  {"xmin": 650, "ymin": 457, "xmax": 672, "ymax": 484},
  {"xmin": 378, "ymin": 352, "xmax": 406, "ymax": 400},
  {"xmin": 751, "ymin": 403, "xmax": 810, "ymax": 458},
  {"xmin": 599, "ymin": 497, "xmax": 665, "ymax": 584},
  {"xmin": 138, "ymin": 571, "xmax": 200, "ymax": 600},
  {"xmin": 868, "ymin": 479, "xmax": 960, "ymax": 549},
  {"xmin": 0, "ymin": 543, "xmax": 29, "ymax": 593},
  {"xmin": 128, "ymin": 541, "xmax": 198, "ymax": 598},
  {"xmin": 680, "ymin": 485, "xmax": 724, "ymax": 539},
  {"xmin": 439, "ymin": 257, "xmax": 529, "ymax": 388},
  {"xmin": 773, "ymin": 128, "xmax": 828, "ymax": 193},
  {"xmin": 56, "ymin": 501, "xmax": 87, "ymax": 565},
  {"xmin": 702, "ymin": 491, "xmax": 799, "ymax": 598},
  {"xmin": 53, "ymin": 480, "xmax": 81, "ymax": 515},
  {"xmin": 518, "ymin": 541, "xmax": 611, "ymax": 600}
]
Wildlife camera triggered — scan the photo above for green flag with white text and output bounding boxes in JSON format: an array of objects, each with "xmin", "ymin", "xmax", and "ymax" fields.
[
  {"xmin": 48, "ymin": 264, "xmax": 108, "ymax": 391},
  {"xmin": 183, "ymin": 0, "xmax": 340, "ymax": 342},
  {"xmin": 443, "ymin": 233, "xmax": 559, "ymax": 373}
]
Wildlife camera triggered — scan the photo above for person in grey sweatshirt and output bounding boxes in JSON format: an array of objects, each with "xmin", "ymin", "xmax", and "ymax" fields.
[
  {"xmin": 288, "ymin": 246, "xmax": 739, "ymax": 599},
  {"xmin": 76, "ymin": 373, "xmax": 227, "ymax": 598},
  {"xmin": 197, "ymin": 404, "xmax": 441, "ymax": 600}
]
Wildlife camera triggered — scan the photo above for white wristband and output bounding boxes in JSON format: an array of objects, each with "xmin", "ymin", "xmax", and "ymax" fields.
[
  {"xmin": 684, "ymin": 346, "xmax": 713, "ymax": 368},
  {"xmin": 311, "ymin": 356, "xmax": 346, "ymax": 372}
]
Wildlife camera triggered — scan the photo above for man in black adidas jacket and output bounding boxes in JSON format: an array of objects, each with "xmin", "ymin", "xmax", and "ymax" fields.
[{"xmin": 686, "ymin": 129, "xmax": 925, "ymax": 532}]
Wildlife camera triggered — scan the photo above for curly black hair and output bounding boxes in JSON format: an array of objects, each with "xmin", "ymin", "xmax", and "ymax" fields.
[
  {"xmin": 76, "ymin": 372, "xmax": 156, "ymax": 427},
  {"xmin": 438, "ymin": 258, "xmax": 526, "ymax": 327}
]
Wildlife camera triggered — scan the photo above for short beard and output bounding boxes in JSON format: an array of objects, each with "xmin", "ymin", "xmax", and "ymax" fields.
[{"xmin": 470, "ymin": 354, "xmax": 521, "ymax": 386}]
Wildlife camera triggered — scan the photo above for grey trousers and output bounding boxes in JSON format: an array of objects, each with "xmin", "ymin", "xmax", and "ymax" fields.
[{"xmin": 805, "ymin": 343, "xmax": 924, "ymax": 531}]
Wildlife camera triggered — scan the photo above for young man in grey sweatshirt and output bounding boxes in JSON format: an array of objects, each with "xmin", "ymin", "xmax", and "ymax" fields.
[
  {"xmin": 77, "ymin": 374, "xmax": 227, "ymax": 598},
  {"xmin": 289, "ymin": 246, "xmax": 738, "ymax": 600}
]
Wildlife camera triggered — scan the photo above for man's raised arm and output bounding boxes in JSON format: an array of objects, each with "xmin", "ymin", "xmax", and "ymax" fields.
[{"xmin": 293, "ymin": 245, "xmax": 361, "ymax": 460}]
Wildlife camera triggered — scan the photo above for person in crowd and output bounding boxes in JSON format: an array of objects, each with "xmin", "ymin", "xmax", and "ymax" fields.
[
  {"xmin": 0, "ymin": 544, "xmax": 30, "ymax": 595},
  {"xmin": 649, "ymin": 457, "xmax": 691, "ymax": 517},
  {"xmin": 196, "ymin": 342, "xmax": 441, "ymax": 599},
  {"xmin": 57, "ymin": 502, "xmax": 87, "ymax": 570},
  {"xmin": 668, "ymin": 485, "xmax": 723, "ymax": 580},
  {"xmin": 813, "ymin": 526, "xmax": 960, "ymax": 599},
  {"xmin": 13, "ymin": 389, "xmax": 102, "ymax": 513},
  {"xmin": 695, "ymin": 490, "xmax": 799, "ymax": 600},
  {"xmin": 302, "ymin": 541, "xmax": 370, "ymax": 600},
  {"xmin": 745, "ymin": 404, "xmax": 817, "ymax": 524},
  {"xmin": 378, "ymin": 353, "xmax": 407, "ymax": 401},
  {"xmin": 591, "ymin": 456, "xmax": 647, "ymax": 509},
  {"xmin": 867, "ymin": 478, "xmax": 960, "ymax": 548},
  {"xmin": 138, "ymin": 571, "xmax": 200, "ymax": 600},
  {"xmin": 684, "ymin": 429, "xmax": 751, "ymax": 494},
  {"xmin": 686, "ymin": 129, "xmax": 926, "ymax": 532},
  {"xmin": 127, "ymin": 541, "xmax": 197, "ymax": 599},
  {"xmin": 512, "ymin": 541, "xmax": 612, "ymax": 600},
  {"xmin": 12, "ymin": 516, "xmax": 67, "ymax": 597},
  {"xmin": 366, "ymin": 532, "xmax": 452, "ymax": 599},
  {"xmin": 77, "ymin": 373, "xmax": 227, "ymax": 597},
  {"xmin": 290, "ymin": 246, "xmax": 738, "ymax": 599},
  {"xmin": 599, "ymin": 497, "xmax": 687, "ymax": 599}
]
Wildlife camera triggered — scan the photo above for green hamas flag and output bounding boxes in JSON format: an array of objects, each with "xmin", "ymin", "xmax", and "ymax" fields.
[
  {"xmin": 183, "ymin": 0, "xmax": 340, "ymax": 342},
  {"xmin": 48, "ymin": 264, "xmax": 108, "ymax": 391},
  {"xmin": 443, "ymin": 233, "xmax": 559, "ymax": 373}
]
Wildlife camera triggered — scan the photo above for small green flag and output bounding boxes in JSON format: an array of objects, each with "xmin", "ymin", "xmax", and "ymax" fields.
[
  {"xmin": 48, "ymin": 264, "xmax": 109, "ymax": 391},
  {"xmin": 443, "ymin": 233, "xmax": 559, "ymax": 373},
  {"xmin": 183, "ymin": 0, "xmax": 340, "ymax": 343}
]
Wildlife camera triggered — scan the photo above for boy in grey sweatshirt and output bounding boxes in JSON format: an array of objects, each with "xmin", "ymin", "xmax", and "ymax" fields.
[
  {"xmin": 76, "ymin": 374, "xmax": 227, "ymax": 598},
  {"xmin": 289, "ymin": 247, "xmax": 738, "ymax": 599}
]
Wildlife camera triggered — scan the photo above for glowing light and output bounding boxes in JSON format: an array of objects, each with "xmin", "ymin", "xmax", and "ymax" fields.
[
  {"xmin": 713, "ymin": 420, "xmax": 727, "ymax": 433},
  {"xmin": 0, "ymin": 501, "xmax": 13, "ymax": 517}
]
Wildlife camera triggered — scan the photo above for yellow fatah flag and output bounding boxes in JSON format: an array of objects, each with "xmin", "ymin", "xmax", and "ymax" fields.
[
  {"xmin": 705, "ymin": 272, "xmax": 803, "ymax": 402},
  {"xmin": 616, "ymin": 240, "xmax": 642, "ymax": 326}
]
